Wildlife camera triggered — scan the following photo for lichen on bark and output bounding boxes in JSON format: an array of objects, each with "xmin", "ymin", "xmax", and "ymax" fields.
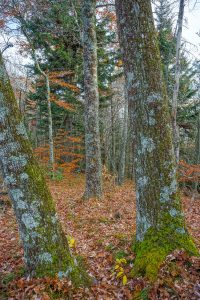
[
  {"xmin": 0, "ymin": 52, "xmax": 90, "ymax": 286},
  {"xmin": 82, "ymin": 0, "xmax": 103, "ymax": 199},
  {"xmin": 115, "ymin": 0, "xmax": 199, "ymax": 280}
]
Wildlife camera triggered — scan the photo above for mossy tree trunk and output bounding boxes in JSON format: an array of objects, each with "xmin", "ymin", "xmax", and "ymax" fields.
[
  {"xmin": 0, "ymin": 52, "xmax": 88, "ymax": 286},
  {"xmin": 115, "ymin": 0, "xmax": 198, "ymax": 280},
  {"xmin": 82, "ymin": 0, "xmax": 103, "ymax": 199}
]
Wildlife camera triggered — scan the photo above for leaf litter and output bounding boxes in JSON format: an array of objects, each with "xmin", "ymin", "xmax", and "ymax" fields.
[{"xmin": 0, "ymin": 175, "xmax": 199, "ymax": 299}]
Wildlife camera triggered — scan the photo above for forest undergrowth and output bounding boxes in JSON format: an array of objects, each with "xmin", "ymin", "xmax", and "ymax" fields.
[{"xmin": 0, "ymin": 175, "xmax": 200, "ymax": 299}]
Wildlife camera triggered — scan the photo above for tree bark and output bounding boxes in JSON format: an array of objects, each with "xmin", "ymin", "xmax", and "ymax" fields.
[
  {"xmin": 110, "ymin": 96, "xmax": 116, "ymax": 175},
  {"xmin": 0, "ymin": 52, "xmax": 89, "ymax": 285},
  {"xmin": 193, "ymin": 111, "xmax": 200, "ymax": 198},
  {"xmin": 115, "ymin": 0, "xmax": 198, "ymax": 280},
  {"xmin": 172, "ymin": 0, "xmax": 185, "ymax": 163},
  {"xmin": 196, "ymin": 112, "xmax": 200, "ymax": 165},
  {"xmin": 118, "ymin": 94, "xmax": 128, "ymax": 185},
  {"xmin": 82, "ymin": 0, "xmax": 103, "ymax": 199}
]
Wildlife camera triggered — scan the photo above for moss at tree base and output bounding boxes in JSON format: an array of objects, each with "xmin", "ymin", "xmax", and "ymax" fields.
[
  {"xmin": 132, "ymin": 221, "xmax": 199, "ymax": 282},
  {"xmin": 34, "ymin": 254, "xmax": 91, "ymax": 287}
]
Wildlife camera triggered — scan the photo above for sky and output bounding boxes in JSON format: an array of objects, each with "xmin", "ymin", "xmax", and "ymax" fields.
[
  {"xmin": 1, "ymin": 0, "xmax": 200, "ymax": 76},
  {"xmin": 183, "ymin": 1, "xmax": 200, "ymax": 59}
]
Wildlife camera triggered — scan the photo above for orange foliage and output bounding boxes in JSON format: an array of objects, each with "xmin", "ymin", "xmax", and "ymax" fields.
[
  {"xmin": 50, "ymin": 78, "xmax": 80, "ymax": 93},
  {"xmin": 34, "ymin": 129, "xmax": 84, "ymax": 176},
  {"xmin": 37, "ymin": 69, "xmax": 79, "ymax": 111},
  {"xmin": 37, "ymin": 68, "xmax": 79, "ymax": 90},
  {"xmin": 50, "ymin": 94, "xmax": 75, "ymax": 112},
  {"xmin": 48, "ymin": 70, "xmax": 79, "ymax": 93},
  {"xmin": 67, "ymin": 136, "xmax": 82, "ymax": 143},
  {"xmin": 179, "ymin": 160, "xmax": 200, "ymax": 184},
  {"xmin": 49, "ymin": 70, "xmax": 75, "ymax": 78}
]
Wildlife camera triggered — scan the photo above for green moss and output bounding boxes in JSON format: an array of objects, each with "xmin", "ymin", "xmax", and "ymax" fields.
[
  {"xmin": 114, "ymin": 232, "xmax": 128, "ymax": 244},
  {"xmin": 2, "ymin": 267, "xmax": 26, "ymax": 284},
  {"xmin": 132, "ymin": 213, "xmax": 199, "ymax": 282},
  {"xmin": 2, "ymin": 273, "xmax": 17, "ymax": 285},
  {"xmin": 35, "ymin": 253, "xmax": 91, "ymax": 287},
  {"xmin": 29, "ymin": 224, "xmax": 91, "ymax": 287},
  {"xmin": 134, "ymin": 287, "xmax": 150, "ymax": 300},
  {"xmin": 114, "ymin": 250, "xmax": 128, "ymax": 260},
  {"xmin": 17, "ymin": 160, "xmax": 90, "ymax": 287}
]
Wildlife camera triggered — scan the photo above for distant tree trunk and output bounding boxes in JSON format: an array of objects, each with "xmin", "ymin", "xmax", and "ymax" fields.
[
  {"xmin": 46, "ymin": 75, "xmax": 54, "ymax": 174},
  {"xmin": 82, "ymin": 0, "xmax": 103, "ymax": 199},
  {"xmin": 34, "ymin": 100, "xmax": 40, "ymax": 148},
  {"xmin": 17, "ymin": 16, "xmax": 55, "ymax": 174},
  {"xmin": 126, "ymin": 127, "xmax": 135, "ymax": 180},
  {"xmin": 11, "ymin": 6, "xmax": 54, "ymax": 169},
  {"xmin": 172, "ymin": 0, "xmax": 185, "ymax": 163},
  {"xmin": 115, "ymin": 0, "xmax": 198, "ymax": 281},
  {"xmin": 196, "ymin": 112, "xmax": 200, "ymax": 165},
  {"xmin": 33, "ymin": 55, "xmax": 55, "ymax": 176},
  {"xmin": 193, "ymin": 111, "xmax": 200, "ymax": 198},
  {"xmin": 0, "ymin": 52, "xmax": 89, "ymax": 285},
  {"xmin": 118, "ymin": 95, "xmax": 128, "ymax": 185},
  {"xmin": 110, "ymin": 96, "xmax": 116, "ymax": 175}
]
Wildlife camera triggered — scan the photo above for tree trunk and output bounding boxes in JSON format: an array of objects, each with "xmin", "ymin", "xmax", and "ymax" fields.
[
  {"xmin": 33, "ymin": 55, "xmax": 55, "ymax": 176},
  {"xmin": 193, "ymin": 111, "xmax": 200, "ymax": 198},
  {"xmin": 82, "ymin": 0, "xmax": 103, "ymax": 199},
  {"xmin": 115, "ymin": 0, "xmax": 198, "ymax": 281},
  {"xmin": 118, "ymin": 94, "xmax": 128, "ymax": 185},
  {"xmin": 172, "ymin": 0, "xmax": 185, "ymax": 163},
  {"xmin": 19, "ymin": 19, "xmax": 55, "ymax": 174},
  {"xmin": 0, "ymin": 52, "xmax": 89, "ymax": 285},
  {"xmin": 45, "ymin": 74, "xmax": 55, "ymax": 175},
  {"xmin": 196, "ymin": 112, "xmax": 200, "ymax": 165},
  {"xmin": 110, "ymin": 96, "xmax": 116, "ymax": 175}
]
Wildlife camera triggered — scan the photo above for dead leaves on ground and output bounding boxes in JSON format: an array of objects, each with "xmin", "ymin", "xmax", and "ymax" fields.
[{"xmin": 0, "ymin": 176, "xmax": 200, "ymax": 299}]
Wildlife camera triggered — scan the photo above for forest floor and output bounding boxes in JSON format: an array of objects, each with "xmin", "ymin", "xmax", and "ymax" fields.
[{"xmin": 0, "ymin": 175, "xmax": 200, "ymax": 299}]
